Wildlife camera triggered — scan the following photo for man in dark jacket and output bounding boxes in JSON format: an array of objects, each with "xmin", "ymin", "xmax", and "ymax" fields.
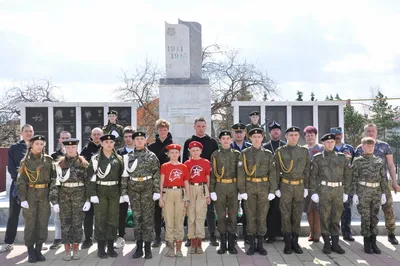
[
  {"xmin": 183, "ymin": 117, "xmax": 219, "ymax": 247},
  {"xmin": 49, "ymin": 131, "xmax": 71, "ymax": 250},
  {"xmin": 80, "ymin": 127, "xmax": 103, "ymax": 249},
  {"xmin": 0, "ymin": 124, "xmax": 33, "ymax": 253},
  {"xmin": 148, "ymin": 119, "xmax": 174, "ymax": 247}
]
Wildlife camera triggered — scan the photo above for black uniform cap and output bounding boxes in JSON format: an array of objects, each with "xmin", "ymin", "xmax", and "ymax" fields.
[
  {"xmin": 100, "ymin": 134, "xmax": 116, "ymax": 141},
  {"xmin": 62, "ymin": 138, "xmax": 79, "ymax": 146},
  {"xmin": 249, "ymin": 111, "xmax": 259, "ymax": 116},
  {"xmin": 30, "ymin": 135, "xmax": 46, "ymax": 142},
  {"xmin": 133, "ymin": 131, "xmax": 146, "ymax": 139},
  {"xmin": 219, "ymin": 130, "xmax": 232, "ymax": 139},
  {"xmin": 231, "ymin": 123, "xmax": 246, "ymax": 131},
  {"xmin": 321, "ymin": 133, "xmax": 336, "ymax": 142},
  {"xmin": 107, "ymin": 110, "xmax": 118, "ymax": 115},
  {"xmin": 285, "ymin": 126, "xmax": 300, "ymax": 133},
  {"xmin": 248, "ymin": 128, "xmax": 264, "ymax": 136},
  {"xmin": 268, "ymin": 121, "xmax": 281, "ymax": 131}
]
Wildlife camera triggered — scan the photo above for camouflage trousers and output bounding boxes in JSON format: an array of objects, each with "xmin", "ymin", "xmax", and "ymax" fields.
[
  {"xmin": 280, "ymin": 182, "xmax": 304, "ymax": 234},
  {"xmin": 357, "ymin": 187, "xmax": 381, "ymax": 237},
  {"xmin": 22, "ymin": 188, "xmax": 51, "ymax": 247},
  {"xmin": 245, "ymin": 181, "xmax": 270, "ymax": 236},
  {"xmin": 215, "ymin": 183, "xmax": 238, "ymax": 235},
  {"xmin": 129, "ymin": 180, "xmax": 155, "ymax": 242},
  {"xmin": 318, "ymin": 186, "xmax": 343, "ymax": 237},
  {"xmin": 59, "ymin": 187, "xmax": 86, "ymax": 243},
  {"xmin": 94, "ymin": 185, "xmax": 120, "ymax": 241},
  {"xmin": 382, "ymin": 185, "xmax": 396, "ymax": 234}
]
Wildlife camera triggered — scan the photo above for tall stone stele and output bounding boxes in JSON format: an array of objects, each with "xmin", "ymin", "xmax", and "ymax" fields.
[{"xmin": 159, "ymin": 19, "xmax": 211, "ymax": 146}]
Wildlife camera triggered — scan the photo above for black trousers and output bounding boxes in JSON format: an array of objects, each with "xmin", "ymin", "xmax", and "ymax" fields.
[
  {"xmin": 84, "ymin": 203, "xmax": 94, "ymax": 240},
  {"xmin": 266, "ymin": 197, "xmax": 282, "ymax": 237},
  {"xmin": 118, "ymin": 202, "xmax": 129, "ymax": 238},
  {"xmin": 207, "ymin": 201, "xmax": 216, "ymax": 235},
  {"xmin": 154, "ymin": 201, "xmax": 162, "ymax": 239},
  {"xmin": 4, "ymin": 181, "xmax": 21, "ymax": 244}
]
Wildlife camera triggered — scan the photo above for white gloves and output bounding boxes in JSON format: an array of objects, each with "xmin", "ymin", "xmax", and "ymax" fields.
[
  {"xmin": 53, "ymin": 204, "xmax": 60, "ymax": 213},
  {"xmin": 268, "ymin": 193, "xmax": 276, "ymax": 201},
  {"xmin": 304, "ymin": 189, "xmax": 308, "ymax": 198},
  {"xmin": 240, "ymin": 193, "xmax": 248, "ymax": 200},
  {"xmin": 111, "ymin": 130, "xmax": 120, "ymax": 138},
  {"xmin": 311, "ymin": 193, "xmax": 319, "ymax": 203},
  {"xmin": 90, "ymin": 196, "xmax": 99, "ymax": 204},
  {"xmin": 353, "ymin": 195, "xmax": 359, "ymax": 206},
  {"xmin": 210, "ymin": 192, "xmax": 217, "ymax": 201},
  {"xmin": 343, "ymin": 194, "xmax": 349, "ymax": 203},
  {"xmin": 381, "ymin": 194, "xmax": 387, "ymax": 205},
  {"xmin": 82, "ymin": 202, "xmax": 91, "ymax": 211},
  {"xmin": 238, "ymin": 193, "xmax": 242, "ymax": 200},
  {"xmin": 122, "ymin": 195, "xmax": 130, "ymax": 203},
  {"xmin": 153, "ymin": 193, "xmax": 161, "ymax": 201},
  {"xmin": 21, "ymin": 201, "xmax": 29, "ymax": 209},
  {"xmin": 275, "ymin": 190, "xmax": 281, "ymax": 198}
]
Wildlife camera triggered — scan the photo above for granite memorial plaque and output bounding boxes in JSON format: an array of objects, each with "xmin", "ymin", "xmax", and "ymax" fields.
[
  {"xmin": 26, "ymin": 107, "xmax": 49, "ymax": 153},
  {"xmin": 81, "ymin": 107, "xmax": 103, "ymax": 147},
  {"xmin": 108, "ymin": 106, "xmax": 132, "ymax": 127},
  {"xmin": 53, "ymin": 107, "xmax": 76, "ymax": 151}
]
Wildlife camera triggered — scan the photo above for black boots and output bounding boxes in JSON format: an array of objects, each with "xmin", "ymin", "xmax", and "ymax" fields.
[
  {"xmin": 228, "ymin": 233, "xmax": 238, "ymax": 254},
  {"xmin": 364, "ymin": 237, "xmax": 373, "ymax": 254},
  {"xmin": 35, "ymin": 243, "xmax": 45, "ymax": 261},
  {"xmin": 151, "ymin": 236, "xmax": 161, "ymax": 248},
  {"xmin": 370, "ymin": 235, "xmax": 381, "ymax": 254},
  {"xmin": 107, "ymin": 240, "xmax": 118, "ymax": 257},
  {"xmin": 256, "ymin": 236, "xmax": 267, "ymax": 256},
  {"xmin": 210, "ymin": 233, "xmax": 219, "ymax": 246},
  {"xmin": 322, "ymin": 235, "xmax": 331, "ymax": 254},
  {"xmin": 97, "ymin": 240, "xmax": 108, "ymax": 259},
  {"xmin": 132, "ymin": 240, "xmax": 143, "ymax": 258},
  {"xmin": 331, "ymin": 236, "xmax": 345, "ymax": 254},
  {"xmin": 217, "ymin": 233, "xmax": 227, "ymax": 254},
  {"xmin": 144, "ymin": 241, "xmax": 152, "ymax": 259},
  {"xmin": 246, "ymin": 236, "xmax": 256, "ymax": 255},
  {"xmin": 283, "ymin": 233, "xmax": 292, "ymax": 254},
  {"xmin": 388, "ymin": 233, "xmax": 399, "ymax": 245},
  {"xmin": 291, "ymin": 233, "xmax": 303, "ymax": 254},
  {"xmin": 27, "ymin": 245, "xmax": 37, "ymax": 263}
]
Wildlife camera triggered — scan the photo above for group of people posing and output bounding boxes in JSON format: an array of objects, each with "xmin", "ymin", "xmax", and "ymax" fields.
[{"xmin": 0, "ymin": 110, "xmax": 398, "ymax": 263}]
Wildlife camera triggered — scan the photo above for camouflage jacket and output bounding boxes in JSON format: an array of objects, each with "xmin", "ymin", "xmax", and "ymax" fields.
[
  {"xmin": 102, "ymin": 123, "xmax": 124, "ymax": 147},
  {"xmin": 275, "ymin": 144, "xmax": 310, "ymax": 189},
  {"xmin": 49, "ymin": 156, "xmax": 89, "ymax": 204},
  {"xmin": 245, "ymin": 123, "xmax": 269, "ymax": 142},
  {"xmin": 210, "ymin": 147, "xmax": 241, "ymax": 193},
  {"xmin": 237, "ymin": 146, "xmax": 277, "ymax": 194},
  {"xmin": 88, "ymin": 151, "xmax": 124, "ymax": 197},
  {"xmin": 351, "ymin": 154, "xmax": 387, "ymax": 195},
  {"xmin": 120, "ymin": 147, "xmax": 160, "ymax": 195},
  {"xmin": 17, "ymin": 153, "xmax": 54, "ymax": 202},
  {"xmin": 309, "ymin": 150, "xmax": 352, "ymax": 194}
]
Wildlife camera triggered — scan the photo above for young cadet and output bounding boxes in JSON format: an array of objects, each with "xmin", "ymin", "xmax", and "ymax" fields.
[
  {"xmin": 210, "ymin": 130, "xmax": 241, "ymax": 255},
  {"xmin": 352, "ymin": 137, "xmax": 387, "ymax": 254},
  {"xmin": 102, "ymin": 110, "xmax": 124, "ymax": 148},
  {"xmin": 238, "ymin": 128, "xmax": 277, "ymax": 256},
  {"xmin": 17, "ymin": 135, "xmax": 53, "ymax": 263},
  {"xmin": 159, "ymin": 144, "xmax": 190, "ymax": 257},
  {"xmin": 184, "ymin": 141, "xmax": 211, "ymax": 254}
]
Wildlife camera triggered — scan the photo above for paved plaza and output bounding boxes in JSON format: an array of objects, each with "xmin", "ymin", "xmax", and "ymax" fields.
[{"xmin": 2, "ymin": 237, "xmax": 400, "ymax": 266}]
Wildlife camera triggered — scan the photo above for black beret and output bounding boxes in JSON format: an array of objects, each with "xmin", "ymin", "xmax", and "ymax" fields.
[
  {"xmin": 321, "ymin": 133, "xmax": 336, "ymax": 142},
  {"xmin": 107, "ymin": 110, "xmax": 118, "ymax": 115},
  {"xmin": 285, "ymin": 126, "xmax": 300, "ymax": 133},
  {"xmin": 219, "ymin": 130, "xmax": 232, "ymax": 139},
  {"xmin": 133, "ymin": 131, "xmax": 146, "ymax": 139},
  {"xmin": 231, "ymin": 123, "xmax": 246, "ymax": 131},
  {"xmin": 268, "ymin": 121, "xmax": 281, "ymax": 131},
  {"xmin": 249, "ymin": 111, "xmax": 259, "ymax": 116},
  {"xmin": 62, "ymin": 138, "xmax": 79, "ymax": 146},
  {"xmin": 100, "ymin": 134, "xmax": 116, "ymax": 141},
  {"xmin": 248, "ymin": 128, "xmax": 264, "ymax": 136},
  {"xmin": 30, "ymin": 135, "xmax": 46, "ymax": 142}
]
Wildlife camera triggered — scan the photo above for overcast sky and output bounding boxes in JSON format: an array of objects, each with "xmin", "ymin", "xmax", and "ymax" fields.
[{"xmin": 1, "ymin": 0, "xmax": 399, "ymax": 111}]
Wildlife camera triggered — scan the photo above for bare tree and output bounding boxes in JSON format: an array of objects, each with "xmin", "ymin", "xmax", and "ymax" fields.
[{"xmin": 0, "ymin": 79, "xmax": 62, "ymax": 146}]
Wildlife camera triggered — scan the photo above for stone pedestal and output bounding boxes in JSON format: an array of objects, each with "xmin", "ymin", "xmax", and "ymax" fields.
[{"xmin": 159, "ymin": 83, "xmax": 211, "ymax": 146}]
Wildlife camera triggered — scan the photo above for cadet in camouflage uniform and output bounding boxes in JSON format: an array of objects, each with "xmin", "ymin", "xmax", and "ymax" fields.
[
  {"xmin": 49, "ymin": 138, "xmax": 91, "ymax": 261},
  {"xmin": 238, "ymin": 128, "xmax": 277, "ymax": 256},
  {"xmin": 210, "ymin": 130, "xmax": 241, "ymax": 255},
  {"xmin": 352, "ymin": 137, "xmax": 387, "ymax": 254},
  {"xmin": 89, "ymin": 134, "xmax": 125, "ymax": 259},
  {"xmin": 120, "ymin": 131, "xmax": 160, "ymax": 260},
  {"xmin": 275, "ymin": 126, "xmax": 310, "ymax": 255},
  {"xmin": 102, "ymin": 110, "xmax": 124, "ymax": 149},
  {"xmin": 309, "ymin": 133, "xmax": 352, "ymax": 255},
  {"xmin": 245, "ymin": 111, "xmax": 269, "ymax": 143},
  {"xmin": 17, "ymin": 135, "xmax": 53, "ymax": 263}
]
